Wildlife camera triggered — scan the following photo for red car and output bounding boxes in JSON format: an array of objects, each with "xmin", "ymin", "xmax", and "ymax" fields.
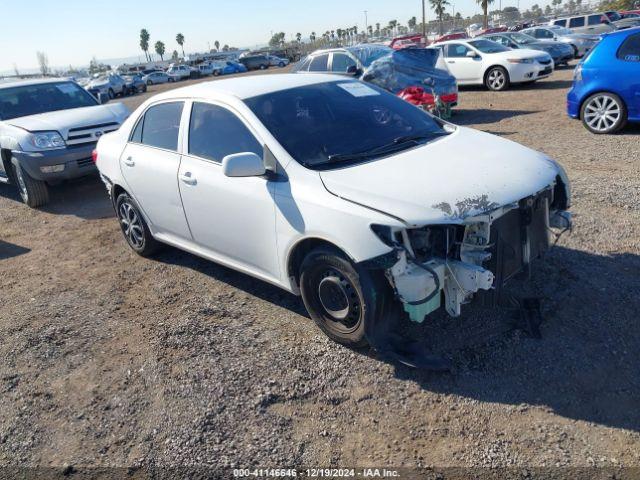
[
  {"xmin": 390, "ymin": 34, "xmax": 428, "ymax": 50},
  {"xmin": 434, "ymin": 32, "xmax": 468, "ymax": 42}
]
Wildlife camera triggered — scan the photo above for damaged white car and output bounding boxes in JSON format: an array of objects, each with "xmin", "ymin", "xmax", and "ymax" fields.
[{"xmin": 95, "ymin": 74, "xmax": 571, "ymax": 353}]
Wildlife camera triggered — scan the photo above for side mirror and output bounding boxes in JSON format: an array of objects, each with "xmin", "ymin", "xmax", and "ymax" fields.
[
  {"xmin": 222, "ymin": 152, "xmax": 266, "ymax": 177},
  {"xmin": 97, "ymin": 92, "xmax": 110, "ymax": 104},
  {"xmin": 346, "ymin": 65, "xmax": 361, "ymax": 76},
  {"xmin": 466, "ymin": 50, "xmax": 478, "ymax": 58}
]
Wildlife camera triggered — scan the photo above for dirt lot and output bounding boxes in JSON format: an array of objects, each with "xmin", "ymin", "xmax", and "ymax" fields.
[{"xmin": 1, "ymin": 64, "xmax": 639, "ymax": 477}]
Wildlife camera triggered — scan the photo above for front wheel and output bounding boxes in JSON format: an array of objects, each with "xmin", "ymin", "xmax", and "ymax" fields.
[
  {"xmin": 260, "ymin": 64, "xmax": 267, "ymax": 70},
  {"xmin": 168, "ymin": 77, "xmax": 174, "ymax": 83},
  {"xmin": 580, "ymin": 92, "xmax": 627, "ymax": 134},
  {"xmin": 108, "ymin": 88, "xmax": 115, "ymax": 99},
  {"xmin": 299, "ymin": 247, "xmax": 386, "ymax": 347},
  {"xmin": 115, "ymin": 193, "xmax": 160, "ymax": 256},
  {"xmin": 12, "ymin": 161, "xmax": 49, "ymax": 208},
  {"xmin": 485, "ymin": 66, "xmax": 510, "ymax": 91}
]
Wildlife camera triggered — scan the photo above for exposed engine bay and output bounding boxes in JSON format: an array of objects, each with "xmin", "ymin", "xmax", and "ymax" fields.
[{"xmin": 372, "ymin": 183, "xmax": 572, "ymax": 324}]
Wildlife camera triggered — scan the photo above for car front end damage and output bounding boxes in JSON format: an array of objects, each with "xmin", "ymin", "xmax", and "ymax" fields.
[{"xmin": 366, "ymin": 178, "xmax": 572, "ymax": 326}]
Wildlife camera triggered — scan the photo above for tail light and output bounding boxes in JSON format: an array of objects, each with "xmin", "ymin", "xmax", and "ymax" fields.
[
  {"xmin": 440, "ymin": 93, "xmax": 458, "ymax": 103},
  {"xmin": 91, "ymin": 149, "xmax": 98, "ymax": 164},
  {"xmin": 397, "ymin": 86, "xmax": 435, "ymax": 107}
]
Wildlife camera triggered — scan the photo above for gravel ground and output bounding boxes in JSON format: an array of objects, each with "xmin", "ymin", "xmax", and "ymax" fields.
[{"xmin": 1, "ymin": 64, "xmax": 639, "ymax": 478}]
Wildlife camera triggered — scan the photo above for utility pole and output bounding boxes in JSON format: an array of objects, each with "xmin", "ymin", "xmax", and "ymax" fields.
[
  {"xmin": 422, "ymin": 0, "xmax": 427, "ymax": 38},
  {"xmin": 364, "ymin": 10, "xmax": 368, "ymax": 39}
]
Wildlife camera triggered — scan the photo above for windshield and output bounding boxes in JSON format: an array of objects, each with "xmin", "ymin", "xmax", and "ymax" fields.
[
  {"xmin": 348, "ymin": 45, "xmax": 394, "ymax": 67},
  {"xmin": 244, "ymin": 81, "xmax": 449, "ymax": 170},
  {"xmin": 508, "ymin": 32, "xmax": 536, "ymax": 44},
  {"xmin": 0, "ymin": 81, "xmax": 98, "ymax": 120},
  {"xmin": 468, "ymin": 39, "xmax": 510, "ymax": 53}
]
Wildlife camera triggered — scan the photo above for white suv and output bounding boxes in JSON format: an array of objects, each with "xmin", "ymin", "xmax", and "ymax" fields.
[
  {"xmin": 166, "ymin": 64, "xmax": 192, "ymax": 80},
  {"xmin": 0, "ymin": 78, "xmax": 129, "ymax": 207},
  {"xmin": 95, "ymin": 74, "xmax": 571, "ymax": 348}
]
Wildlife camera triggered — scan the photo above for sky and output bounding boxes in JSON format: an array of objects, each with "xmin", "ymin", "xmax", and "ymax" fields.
[{"xmin": 1, "ymin": 0, "xmax": 541, "ymax": 72}]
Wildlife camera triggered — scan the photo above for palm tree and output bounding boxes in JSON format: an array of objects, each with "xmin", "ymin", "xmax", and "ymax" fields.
[
  {"xmin": 408, "ymin": 16, "xmax": 417, "ymax": 31},
  {"xmin": 430, "ymin": 0, "xmax": 451, "ymax": 34},
  {"xmin": 375, "ymin": 22, "xmax": 381, "ymax": 36},
  {"xmin": 140, "ymin": 29, "xmax": 150, "ymax": 62},
  {"xmin": 154, "ymin": 40, "xmax": 165, "ymax": 61},
  {"xmin": 214, "ymin": 40, "xmax": 220, "ymax": 51},
  {"xmin": 296, "ymin": 32, "xmax": 302, "ymax": 43},
  {"xmin": 310, "ymin": 31, "xmax": 316, "ymax": 43},
  {"xmin": 388, "ymin": 20, "xmax": 398, "ymax": 36},
  {"xmin": 477, "ymin": 0, "xmax": 495, "ymax": 29},
  {"xmin": 176, "ymin": 33, "xmax": 185, "ymax": 57}
]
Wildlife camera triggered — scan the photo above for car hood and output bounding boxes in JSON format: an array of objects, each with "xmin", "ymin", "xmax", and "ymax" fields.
[
  {"xmin": 6, "ymin": 103, "xmax": 130, "ymax": 136},
  {"xmin": 318, "ymin": 127, "xmax": 560, "ymax": 226},
  {"xmin": 491, "ymin": 48, "xmax": 549, "ymax": 59},
  {"xmin": 560, "ymin": 33, "xmax": 601, "ymax": 41}
]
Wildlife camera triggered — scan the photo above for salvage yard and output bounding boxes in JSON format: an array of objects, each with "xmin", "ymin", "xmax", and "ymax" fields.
[{"xmin": 1, "ymin": 64, "xmax": 639, "ymax": 474}]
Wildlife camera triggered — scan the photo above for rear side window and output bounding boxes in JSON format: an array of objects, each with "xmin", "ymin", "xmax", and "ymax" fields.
[
  {"xmin": 132, "ymin": 102, "xmax": 184, "ymax": 151},
  {"xmin": 588, "ymin": 14, "xmax": 603, "ymax": 25},
  {"xmin": 569, "ymin": 17, "xmax": 585, "ymax": 28},
  {"xmin": 553, "ymin": 20, "xmax": 566, "ymax": 27},
  {"xmin": 308, "ymin": 54, "xmax": 329, "ymax": 72},
  {"xmin": 188, "ymin": 102, "xmax": 261, "ymax": 162},
  {"xmin": 446, "ymin": 43, "xmax": 471, "ymax": 57},
  {"xmin": 617, "ymin": 33, "xmax": 640, "ymax": 61}
]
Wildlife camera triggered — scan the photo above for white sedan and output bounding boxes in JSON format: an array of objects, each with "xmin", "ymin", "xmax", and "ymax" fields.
[
  {"xmin": 431, "ymin": 39, "xmax": 554, "ymax": 90},
  {"xmin": 94, "ymin": 74, "xmax": 571, "ymax": 350}
]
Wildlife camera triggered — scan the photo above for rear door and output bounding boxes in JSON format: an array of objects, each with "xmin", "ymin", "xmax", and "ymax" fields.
[
  {"xmin": 330, "ymin": 52, "xmax": 358, "ymax": 74},
  {"xmin": 120, "ymin": 101, "xmax": 192, "ymax": 239},
  {"xmin": 616, "ymin": 32, "xmax": 640, "ymax": 116}
]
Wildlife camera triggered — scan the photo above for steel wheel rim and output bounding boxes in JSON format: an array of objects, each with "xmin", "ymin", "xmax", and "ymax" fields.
[
  {"xmin": 584, "ymin": 95, "xmax": 620, "ymax": 132},
  {"xmin": 317, "ymin": 269, "xmax": 361, "ymax": 330},
  {"xmin": 489, "ymin": 69, "xmax": 505, "ymax": 89},
  {"xmin": 118, "ymin": 202, "xmax": 144, "ymax": 248}
]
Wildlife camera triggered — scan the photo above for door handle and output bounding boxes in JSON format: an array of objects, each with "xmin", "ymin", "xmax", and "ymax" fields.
[
  {"xmin": 179, "ymin": 172, "xmax": 197, "ymax": 185},
  {"xmin": 447, "ymin": 60, "xmax": 455, "ymax": 63},
  {"xmin": 123, "ymin": 156, "xmax": 135, "ymax": 167}
]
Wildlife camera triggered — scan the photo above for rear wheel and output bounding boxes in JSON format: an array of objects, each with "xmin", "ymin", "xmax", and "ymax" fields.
[
  {"xmin": 260, "ymin": 64, "xmax": 267, "ymax": 70},
  {"xmin": 147, "ymin": 80, "xmax": 153, "ymax": 86},
  {"xmin": 299, "ymin": 246, "xmax": 387, "ymax": 347},
  {"xmin": 278, "ymin": 61, "xmax": 285, "ymax": 67},
  {"xmin": 115, "ymin": 193, "xmax": 159, "ymax": 256},
  {"xmin": 485, "ymin": 66, "xmax": 510, "ymax": 91},
  {"xmin": 108, "ymin": 88, "xmax": 115, "ymax": 99},
  {"xmin": 580, "ymin": 92, "xmax": 627, "ymax": 134},
  {"xmin": 12, "ymin": 161, "xmax": 49, "ymax": 208}
]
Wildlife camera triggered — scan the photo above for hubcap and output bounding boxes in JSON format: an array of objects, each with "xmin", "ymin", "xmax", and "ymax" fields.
[
  {"xmin": 584, "ymin": 95, "xmax": 620, "ymax": 132},
  {"xmin": 489, "ymin": 69, "xmax": 505, "ymax": 89},
  {"xmin": 317, "ymin": 270, "xmax": 360, "ymax": 329},
  {"xmin": 118, "ymin": 202, "xmax": 144, "ymax": 248}
]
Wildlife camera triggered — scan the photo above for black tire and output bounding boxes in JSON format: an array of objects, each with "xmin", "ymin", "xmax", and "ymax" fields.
[
  {"xmin": 115, "ymin": 192, "xmax": 160, "ymax": 256},
  {"xmin": 580, "ymin": 92, "xmax": 627, "ymax": 134},
  {"xmin": 213, "ymin": 70, "xmax": 220, "ymax": 76},
  {"xmin": 299, "ymin": 246, "xmax": 386, "ymax": 347},
  {"xmin": 484, "ymin": 66, "xmax": 510, "ymax": 91},
  {"xmin": 147, "ymin": 80, "xmax": 153, "ymax": 86},
  {"xmin": 12, "ymin": 161, "xmax": 49, "ymax": 208},
  {"xmin": 168, "ymin": 77, "xmax": 174, "ymax": 83},
  {"xmin": 108, "ymin": 88, "xmax": 115, "ymax": 99},
  {"xmin": 570, "ymin": 44, "xmax": 579, "ymax": 58},
  {"xmin": 260, "ymin": 64, "xmax": 267, "ymax": 70},
  {"xmin": 278, "ymin": 61, "xmax": 285, "ymax": 67}
]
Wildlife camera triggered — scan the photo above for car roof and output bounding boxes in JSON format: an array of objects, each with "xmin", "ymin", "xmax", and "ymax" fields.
[
  {"xmin": 0, "ymin": 77, "xmax": 73, "ymax": 90},
  {"xmin": 152, "ymin": 73, "xmax": 347, "ymax": 101}
]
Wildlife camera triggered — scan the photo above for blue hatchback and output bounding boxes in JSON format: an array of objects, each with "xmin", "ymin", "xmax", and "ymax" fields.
[{"xmin": 567, "ymin": 27, "xmax": 640, "ymax": 134}]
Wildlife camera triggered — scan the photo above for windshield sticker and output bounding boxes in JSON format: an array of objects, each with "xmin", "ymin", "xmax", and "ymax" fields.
[
  {"xmin": 56, "ymin": 83, "xmax": 77, "ymax": 94},
  {"xmin": 337, "ymin": 82, "xmax": 380, "ymax": 97}
]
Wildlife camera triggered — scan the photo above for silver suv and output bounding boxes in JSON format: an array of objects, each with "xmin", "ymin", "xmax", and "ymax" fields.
[
  {"xmin": 0, "ymin": 78, "xmax": 129, "ymax": 207},
  {"xmin": 549, "ymin": 14, "xmax": 616, "ymax": 34},
  {"xmin": 521, "ymin": 26, "xmax": 601, "ymax": 57}
]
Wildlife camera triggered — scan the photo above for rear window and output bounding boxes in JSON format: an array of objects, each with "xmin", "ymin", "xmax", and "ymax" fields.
[
  {"xmin": 309, "ymin": 54, "xmax": 329, "ymax": 72},
  {"xmin": 588, "ymin": 14, "xmax": 603, "ymax": 25},
  {"xmin": 569, "ymin": 17, "xmax": 585, "ymax": 28},
  {"xmin": 617, "ymin": 32, "xmax": 640, "ymax": 61}
]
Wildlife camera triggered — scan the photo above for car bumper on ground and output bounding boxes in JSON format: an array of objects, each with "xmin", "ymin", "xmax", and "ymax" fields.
[
  {"xmin": 510, "ymin": 62, "xmax": 553, "ymax": 83},
  {"xmin": 13, "ymin": 143, "xmax": 98, "ymax": 182}
]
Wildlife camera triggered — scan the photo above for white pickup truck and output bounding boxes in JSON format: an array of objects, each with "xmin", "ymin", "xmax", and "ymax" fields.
[{"xmin": 0, "ymin": 78, "xmax": 130, "ymax": 207}]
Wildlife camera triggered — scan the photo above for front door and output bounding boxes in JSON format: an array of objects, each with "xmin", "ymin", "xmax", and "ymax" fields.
[
  {"xmin": 444, "ymin": 43, "xmax": 484, "ymax": 83},
  {"xmin": 120, "ymin": 101, "xmax": 192, "ymax": 239},
  {"xmin": 177, "ymin": 101, "xmax": 280, "ymax": 280}
]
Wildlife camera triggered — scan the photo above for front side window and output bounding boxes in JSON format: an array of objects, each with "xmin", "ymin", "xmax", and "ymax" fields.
[
  {"xmin": 133, "ymin": 102, "xmax": 184, "ymax": 151},
  {"xmin": 617, "ymin": 33, "xmax": 640, "ymax": 61},
  {"xmin": 188, "ymin": 102, "xmax": 261, "ymax": 162},
  {"xmin": 308, "ymin": 54, "xmax": 329, "ymax": 71},
  {"xmin": 331, "ymin": 53, "xmax": 357, "ymax": 72},
  {"xmin": 446, "ymin": 43, "xmax": 471, "ymax": 57},
  {"xmin": 588, "ymin": 14, "xmax": 603, "ymax": 25},
  {"xmin": 569, "ymin": 17, "xmax": 585, "ymax": 28},
  {"xmin": 244, "ymin": 81, "xmax": 449, "ymax": 170},
  {"xmin": 0, "ymin": 82, "xmax": 98, "ymax": 120},
  {"xmin": 553, "ymin": 19, "xmax": 567, "ymax": 27}
]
